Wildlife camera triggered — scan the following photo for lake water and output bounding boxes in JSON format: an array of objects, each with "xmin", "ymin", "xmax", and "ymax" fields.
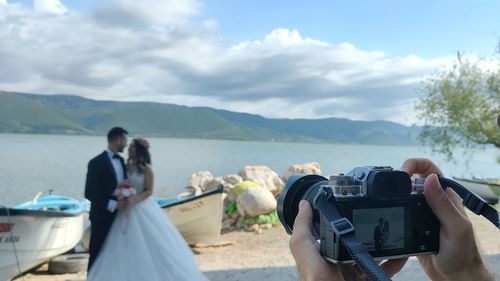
[{"xmin": 0, "ymin": 133, "xmax": 498, "ymax": 206}]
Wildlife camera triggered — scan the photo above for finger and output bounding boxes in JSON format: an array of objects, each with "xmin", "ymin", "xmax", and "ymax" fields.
[
  {"xmin": 400, "ymin": 158, "xmax": 442, "ymax": 177},
  {"xmin": 445, "ymin": 188, "xmax": 467, "ymax": 217},
  {"xmin": 379, "ymin": 258, "xmax": 408, "ymax": 277},
  {"xmin": 423, "ymin": 174, "xmax": 463, "ymax": 228}
]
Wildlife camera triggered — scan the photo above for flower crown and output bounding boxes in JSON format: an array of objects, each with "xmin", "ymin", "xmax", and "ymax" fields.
[{"xmin": 134, "ymin": 137, "xmax": 150, "ymax": 150}]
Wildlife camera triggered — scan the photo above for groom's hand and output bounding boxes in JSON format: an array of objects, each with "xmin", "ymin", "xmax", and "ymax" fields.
[{"xmin": 117, "ymin": 199, "xmax": 129, "ymax": 210}]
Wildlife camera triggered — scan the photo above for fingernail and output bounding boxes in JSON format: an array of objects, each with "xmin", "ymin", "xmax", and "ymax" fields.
[{"xmin": 299, "ymin": 200, "xmax": 307, "ymax": 209}]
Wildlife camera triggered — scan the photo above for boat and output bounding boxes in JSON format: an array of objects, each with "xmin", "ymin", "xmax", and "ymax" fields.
[
  {"xmin": 77, "ymin": 199, "xmax": 91, "ymax": 252},
  {"xmin": 453, "ymin": 177, "xmax": 500, "ymax": 204},
  {"xmin": 80, "ymin": 186, "xmax": 224, "ymax": 250},
  {"xmin": 156, "ymin": 185, "xmax": 224, "ymax": 245},
  {"xmin": 0, "ymin": 194, "xmax": 85, "ymax": 281}
]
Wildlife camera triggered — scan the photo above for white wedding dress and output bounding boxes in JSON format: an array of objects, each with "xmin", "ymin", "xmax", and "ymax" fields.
[{"xmin": 87, "ymin": 171, "xmax": 207, "ymax": 281}]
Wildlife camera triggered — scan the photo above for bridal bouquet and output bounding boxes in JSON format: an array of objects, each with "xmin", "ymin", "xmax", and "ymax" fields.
[{"xmin": 113, "ymin": 179, "xmax": 137, "ymax": 200}]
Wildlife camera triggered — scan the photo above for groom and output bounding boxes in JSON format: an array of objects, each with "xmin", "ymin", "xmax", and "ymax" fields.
[{"xmin": 84, "ymin": 127, "xmax": 129, "ymax": 270}]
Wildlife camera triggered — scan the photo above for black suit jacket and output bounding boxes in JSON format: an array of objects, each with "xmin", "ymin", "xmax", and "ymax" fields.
[{"xmin": 84, "ymin": 151, "xmax": 126, "ymax": 270}]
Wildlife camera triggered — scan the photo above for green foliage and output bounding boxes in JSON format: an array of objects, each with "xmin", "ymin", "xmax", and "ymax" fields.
[
  {"xmin": 225, "ymin": 202, "xmax": 237, "ymax": 214},
  {"xmin": 415, "ymin": 53, "xmax": 500, "ymax": 161},
  {"xmin": 243, "ymin": 209, "xmax": 280, "ymax": 226}
]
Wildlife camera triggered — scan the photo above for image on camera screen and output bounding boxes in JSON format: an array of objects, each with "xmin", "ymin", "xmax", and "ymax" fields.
[{"xmin": 352, "ymin": 207, "xmax": 405, "ymax": 251}]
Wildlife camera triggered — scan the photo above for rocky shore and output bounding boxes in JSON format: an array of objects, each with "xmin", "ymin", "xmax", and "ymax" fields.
[{"xmin": 185, "ymin": 162, "xmax": 322, "ymax": 234}]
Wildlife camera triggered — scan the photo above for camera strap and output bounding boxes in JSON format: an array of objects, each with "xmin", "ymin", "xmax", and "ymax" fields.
[
  {"xmin": 314, "ymin": 186, "xmax": 392, "ymax": 281},
  {"xmin": 439, "ymin": 177, "xmax": 499, "ymax": 228}
]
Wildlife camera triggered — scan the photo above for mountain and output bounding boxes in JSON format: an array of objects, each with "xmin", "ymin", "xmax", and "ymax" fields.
[{"xmin": 0, "ymin": 91, "xmax": 419, "ymax": 145}]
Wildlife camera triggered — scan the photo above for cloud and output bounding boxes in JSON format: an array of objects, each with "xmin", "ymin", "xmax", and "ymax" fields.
[
  {"xmin": 91, "ymin": 0, "xmax": 200, "ymax": 28},
  {"xmin": 0, "ymin": 0, "xmax": 459, "ymax": 125},
  {"xmin": 33, "ymin": 0, "xmax": 68, "ymax": 14}
]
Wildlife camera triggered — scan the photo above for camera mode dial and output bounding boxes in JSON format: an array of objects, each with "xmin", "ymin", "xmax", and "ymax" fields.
[{"xmin": 328, "ymin": 174, "xmax": 363, "ymax": 197}]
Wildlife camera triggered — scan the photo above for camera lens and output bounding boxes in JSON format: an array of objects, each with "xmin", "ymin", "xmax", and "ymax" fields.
[{"xmin": 277, "ymin": 174, "xmax": 328, "ymax": 235}]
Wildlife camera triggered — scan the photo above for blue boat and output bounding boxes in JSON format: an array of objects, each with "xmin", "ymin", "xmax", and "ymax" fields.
[{"xmin": 0, "ymin": 194, "xmax": 85, "ymax": 281}]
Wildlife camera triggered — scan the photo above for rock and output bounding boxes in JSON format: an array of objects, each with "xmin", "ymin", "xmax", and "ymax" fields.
[
  {"xmin": 261, "ymin": 223, "xmax": 273, "ymax": 230},
  {"xmin": 238, "ymin": 165, "xmax": 284, "ymax": 195},
  {"xmin": 230, "ymin": 211, "xmax": 240, "ymax": 219},
  {"xmin": 221, "ymin": 174, "xmax": 243, "ymax": 195},
  {"xmin": 223, "ymin": 174, "xmax": 243, "ymax": 185},
  {"xmin": 246, "ymin": 224, "xmax": 260, "ymax": 232},
  {"xmin": 187, "ymin": 171, "xmax": 214, "ymax": 193},
  {"xmin": 222, "ymin": 218, "xmax": 235, "ymax": 230},
  {"xmin": 184, "ymin": 186, "xmax": 201, "ymax": 195},
  {"xmin": 283, "ymin": 162, "xmax": 322, "ymax": 182},
  {"xmin": 236, "ymin": 188, "xmax": 277, "ymax": 216},
  {"xmin": 228, "ymin": 180, "xmax": 262, "ymax": 202},
  {"xmin": 204, "ymin": 177, "xmax": 225, "ymax": 191},
  {"xmin": 236, "ymin": 216, "xmax": 245, "ymax": 228}
]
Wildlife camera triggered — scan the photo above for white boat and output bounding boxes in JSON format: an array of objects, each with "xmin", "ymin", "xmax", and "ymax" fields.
[
  {"xmin": 453, "ymin": 177, "xmax": 500, "ymax": 204},
  {"xmin": 0, "ymin": 195, "xmax": 84, "ymax": 281},
  {"xmin": 156, "ymin": 186, "xmax": 224, "ymax": 245}
]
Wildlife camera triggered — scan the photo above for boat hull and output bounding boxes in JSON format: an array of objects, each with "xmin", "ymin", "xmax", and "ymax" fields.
[
  {"xmin": 0, "ymin": 211, "xmax": 84, "ymax": 281},
  {"xmin": 161, "ymin": 187, "xmax": 224, "ymax": 245}
]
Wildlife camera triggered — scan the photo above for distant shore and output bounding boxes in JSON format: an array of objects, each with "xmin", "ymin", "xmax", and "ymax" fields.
[
  {"xmin": 0, "ymin": 91, "xmax": 420, "ymax": 146},
  {"xmin": 13, "ymin": 210, "xmax": 500, "ymax": 281}
]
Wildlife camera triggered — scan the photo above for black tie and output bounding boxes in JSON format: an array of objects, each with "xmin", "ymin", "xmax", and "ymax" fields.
[{"xmin": 113, "ymin": 154, "xmax": 120, "ymax": 160}]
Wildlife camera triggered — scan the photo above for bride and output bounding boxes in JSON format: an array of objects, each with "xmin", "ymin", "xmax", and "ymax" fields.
[{"xmin": 87, "ymin": 138, "xmax": 207, "ymax": 281}]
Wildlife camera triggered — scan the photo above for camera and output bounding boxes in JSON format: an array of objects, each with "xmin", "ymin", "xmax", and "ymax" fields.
[{"xmin": 277, "ymin": 166, "xmax": 440, "ymax": 263}]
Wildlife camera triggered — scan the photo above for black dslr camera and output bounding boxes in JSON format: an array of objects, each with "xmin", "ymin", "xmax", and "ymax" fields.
[{"xmin": 277, "ymin": 166, "xmax": 440, "ymax": 263}]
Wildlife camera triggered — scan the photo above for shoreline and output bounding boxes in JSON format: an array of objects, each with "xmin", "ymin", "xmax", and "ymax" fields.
[{"xmin": 12, "ymin": 210, "xmax": 500, "ymax": 281}]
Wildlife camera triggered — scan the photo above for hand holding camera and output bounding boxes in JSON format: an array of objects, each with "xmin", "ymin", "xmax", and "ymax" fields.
[
  {"xmin": 400, "ymin": 158, "xmax": 494, "ymax": 281},
  {"xmin": 284, "ymin": 158, "xmax": 496, "ymax": 281}
]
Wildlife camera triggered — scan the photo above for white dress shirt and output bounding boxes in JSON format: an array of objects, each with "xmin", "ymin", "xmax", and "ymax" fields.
[
  {"xmin": 106, "ymin": 149, "xmax": 125, "ymax": 212},
  {"xmin": 106, "ymin": 149, "xmax": 125, "ymax": 184}
]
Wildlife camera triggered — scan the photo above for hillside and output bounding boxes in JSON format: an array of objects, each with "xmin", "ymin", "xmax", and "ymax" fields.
[{"xmin": 0, "ymin": 91, "xmax": 419, "ymax": 145}]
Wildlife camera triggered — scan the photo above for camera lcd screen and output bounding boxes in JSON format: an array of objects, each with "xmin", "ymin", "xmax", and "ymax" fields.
[{"xmin": 352, "ymin": 207, "xmax": 405, "ymax": 251}]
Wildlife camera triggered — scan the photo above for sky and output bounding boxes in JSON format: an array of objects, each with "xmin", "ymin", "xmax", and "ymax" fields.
[{"xmin": 0, "ymin": 0, "xmax": 499, "ymax": 125}]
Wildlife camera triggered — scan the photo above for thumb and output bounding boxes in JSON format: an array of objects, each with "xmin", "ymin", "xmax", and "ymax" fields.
[
  {"xmin": 290, "ymin": 200, "xmax": 321, "ymax": 258},
  {"xmin": 292, "ymin": 200, "xmax": 314, "ymax": 239},
  {"xmin": 423, "ymin": 174, "xmax": 463, "ymax": 229},
  {"xmin": 289, "ymin": 200, "xmax": 321, "ymax": 270}
]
